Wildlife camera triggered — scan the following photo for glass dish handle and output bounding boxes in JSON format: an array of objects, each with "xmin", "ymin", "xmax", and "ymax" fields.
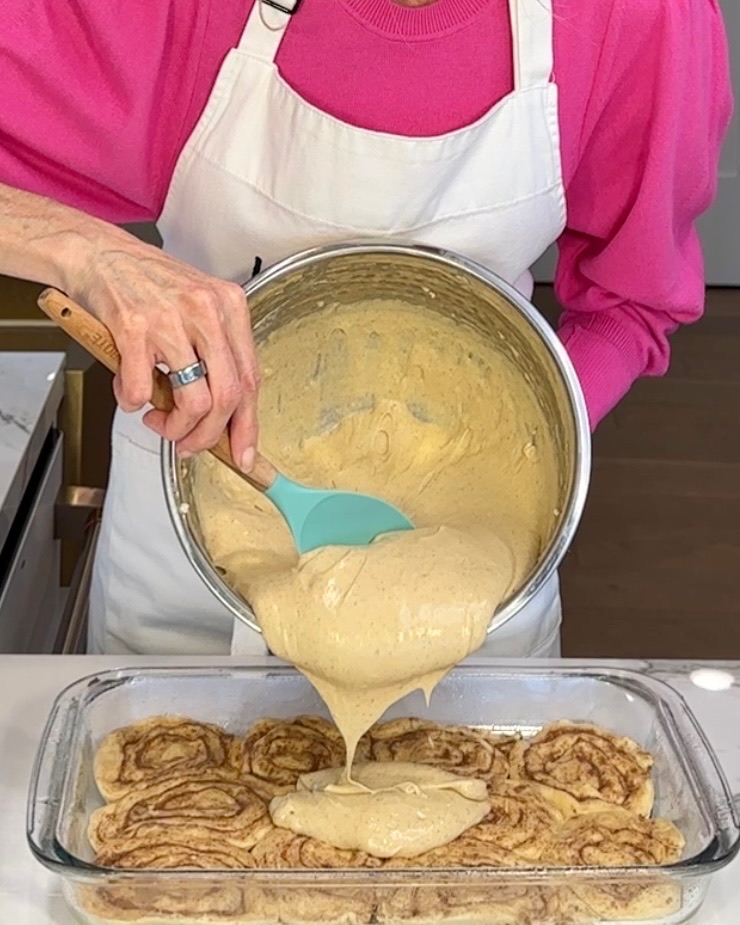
[{"xmin": 26, "ymin": 688, "xmax": 80, "ymax": 869}]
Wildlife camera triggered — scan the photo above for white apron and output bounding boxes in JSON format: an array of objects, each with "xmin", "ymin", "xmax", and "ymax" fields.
[{"xmin": 88, "ymin": 0, "xmax": 566, "ymax": 658}]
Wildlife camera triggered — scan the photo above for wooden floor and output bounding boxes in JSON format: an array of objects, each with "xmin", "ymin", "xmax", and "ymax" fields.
[{"xmin": 534, "ymin": 286, "xmax": 740, "ymax": 659}]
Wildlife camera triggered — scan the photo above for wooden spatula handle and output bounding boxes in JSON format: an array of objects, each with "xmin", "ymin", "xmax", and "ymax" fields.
[{"xmin": 37, "ymin": 287, "xmax": 277, "ymax": 491}]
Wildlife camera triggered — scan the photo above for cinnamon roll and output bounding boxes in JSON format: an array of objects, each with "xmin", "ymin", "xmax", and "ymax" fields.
[
  {"xmin": 470, "ymin": 780, "xmax": 580, "ymax": 861},
  {"xmin": 95, "ymin": 833, "xmax": 257, "ymax": 870},
  {"xmin": 243, "ymin": 715, "xmax": 368, "ymax": 789},
  {"xmin": 379, "ymin": 843, "xmax": 535, "ymax": 924},
  {"xmin": 77, "ymin": 877, "xmax": 272, "ymax": 924},
  {"xmin": 85, "ymin": 836, "xmax": 269, "ymax": 924},
  {"xmin": 368, "ymin": 718, "xmax": 517, "ymax": 782},
  {"xmin": 510, "ymin": 721, "xmax": 655, "ymax": 816},
  {"xmin": 269, "ymin": 887, "xmax": 374, "ymax": 925},
  {"xmin": 547, "ymin": 883, "xmax": 677, "ymax": 925},
  {"xmin": 560, "ymin": 880, "xmax": 682, "ymax": 921},
  {"xmin": 377, "ymin": 878, "xmax": 547, "ymax": 924},
  {"xmin": 251, "ymin": 827, "xmax": 381, "ymax": 869},
  {"xmin": 542, "ymin": 809, "xmax": 685, "ymax": 868},
  {"xmin": 94, "ymin": 716, "xmax": 244, "ymax": 802},
  {"xmin": 383, "ymin": 833, "xmax": 528, "ymax": 869},
  {"xmin": 252, "ymin": 830, "xmax": 376, "ymax": 924},
  {"xmin": 89, "ymin": 772, "xmax": 274, "ymax": 852}
]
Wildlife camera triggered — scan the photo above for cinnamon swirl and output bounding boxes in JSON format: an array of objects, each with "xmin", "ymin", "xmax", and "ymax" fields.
[
  {"xmin": 94, "ymin": 716, "xmax": 243, "ymax": 802},
  {"xmin": 251, "ymin": 827, "xmax": 381, "ymax": 869},
  {"xmin": 510, "ymin": 721, "xmax": 655, "ymax": 816},
  {"xmin": 95, "ymin": 833, "xmax": 257, "ymax": 871},
  {"xmin": 560, "ymin": 880, "xmax": 682, "ymax": 921},
  {"xmin": 368, "ymin": 717, "xmax": 518, "ymax": 782},
  {"xmin": 78, "ymin": 879, "xmax": 271, "ymax": 924},
  {"xmin": 542, "ymin": 808, "xmax": 685, "ymax": 868},
  {"xmin": 89, "ymin": 772, "xmax": 274, "ymax": 852},
  {"xmin": 383, "ymin": 833, "xmax": 528, "ymax": 869},
  {"xmin": 269, "ymin": 886, "xmax": 374, "ymax": 925},
  {"xmin": 242, "ymin": 715, "xmax": 369, "ymax": 789},
  {"xmin": 378, "ymin": 873, "xmax": 546, "ymax": 924},
  {"xmin": 470, "ymin": 780, "xmax": 580, "ymax": 861}
]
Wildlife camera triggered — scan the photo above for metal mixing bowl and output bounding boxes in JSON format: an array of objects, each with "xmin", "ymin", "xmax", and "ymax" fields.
[{"xmin": 162, "ymin": 242, "xmax": 591, "ymax": 636}]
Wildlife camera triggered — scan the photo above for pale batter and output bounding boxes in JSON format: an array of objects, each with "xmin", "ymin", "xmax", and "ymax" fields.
[
  {"xmin": 270, "ymin": 763, "xmax": 490, "ymax": 859},
  {"xmin": 192, "ymin": 300, "xmax": 558, "ymax": 855}
]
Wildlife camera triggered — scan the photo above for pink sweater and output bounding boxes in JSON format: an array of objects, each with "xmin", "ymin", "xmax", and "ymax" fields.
[{"xmin": 0, "ymin": 0, "xmax": 732, "ymax": 426}]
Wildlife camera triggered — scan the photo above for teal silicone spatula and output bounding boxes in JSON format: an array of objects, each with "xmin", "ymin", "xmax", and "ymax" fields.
[
  {"xmin": 240, "ymin": 454, "xmax": 414, "ymax": 553},
  {"xmin": 38, "ymin": 288, "xmax": 414, "ymax": 554}
]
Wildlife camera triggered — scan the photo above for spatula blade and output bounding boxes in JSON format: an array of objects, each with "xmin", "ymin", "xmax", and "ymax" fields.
[{"xmin": 297, "ymin": 493, "xmax": 414, "ymax": 554}]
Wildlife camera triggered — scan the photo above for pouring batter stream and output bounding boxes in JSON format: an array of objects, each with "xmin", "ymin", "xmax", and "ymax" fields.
[{"xmin": 192, "ymin": 302, "xmax": 557, "ymax": 856}]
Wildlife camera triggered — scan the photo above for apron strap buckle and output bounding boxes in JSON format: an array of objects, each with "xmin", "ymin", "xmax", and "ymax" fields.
[{"xmin": 261, "ymin": 0, "xmax": 302, "ymax": 14}]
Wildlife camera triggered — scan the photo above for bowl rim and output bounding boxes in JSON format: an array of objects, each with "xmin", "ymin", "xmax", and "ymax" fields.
[{"xmin": 161, "ymin": 240, "xmax": 592, "ymax": 636}]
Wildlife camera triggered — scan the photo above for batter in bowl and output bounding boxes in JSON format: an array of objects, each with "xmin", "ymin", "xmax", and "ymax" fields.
[{"xmin": 192, "ymin": 300, "xmax": 558, "ymax": 854}]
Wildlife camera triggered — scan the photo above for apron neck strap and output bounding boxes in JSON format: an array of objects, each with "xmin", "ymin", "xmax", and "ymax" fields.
[
  {"xmin": 510, "ymin": 0, "xmax": 555, "ymax": 91},
  {"xmin": 238, "ymin": 0, "xmax": 553, "ymax": 88},
  {"xmin": 237, "ymin": 0, "xmax": 299, "ymax": 62}
]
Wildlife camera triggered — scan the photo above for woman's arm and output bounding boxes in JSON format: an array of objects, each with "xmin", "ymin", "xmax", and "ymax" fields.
[
  {"xmin": 0, "ymin": 181, "xmax": 259, "ymax": 468},
  {"xmin": 0, "ymin": 182, "xmax": 87, "ymax": 292},
  {"xmin": 556, "ymin": 0, "xmax": 733, "ymax": 428}
]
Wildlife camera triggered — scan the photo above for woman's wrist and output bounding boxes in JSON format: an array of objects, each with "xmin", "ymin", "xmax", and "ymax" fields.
[
  {"xmin": 38, "ymin": 224, "xmax": 103, "ymax": 297},
  {"xmin": 558, "ymin": 321, "xmax": 640, "ymax": 430},
  {"xmin": 54, "ymin": 220, "xmax": 144, "ymax": 306},
  {"xmin": 0, "ymin": 181, "xmax": 133, "ymax": 299},
  {"xmin": 36, "ymin": 210, "xmax": 146, "ymax": 304}
]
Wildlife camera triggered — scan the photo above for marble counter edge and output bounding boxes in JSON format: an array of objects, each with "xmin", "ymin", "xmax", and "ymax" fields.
[{"xmin": 0, "ymin": 352, "xmax": 66, "ymax": 551}]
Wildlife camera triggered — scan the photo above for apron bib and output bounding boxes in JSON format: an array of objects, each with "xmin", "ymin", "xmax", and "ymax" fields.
[{"xmin": 89, "ymin": 0, "xmax": 566, "ymax": 657}]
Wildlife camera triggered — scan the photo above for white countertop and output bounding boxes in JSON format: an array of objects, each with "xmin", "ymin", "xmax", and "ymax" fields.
[
  {"xmin": 2, "ymin": 656, "xmax": 739, "ymax": 923},
  {"xmin": 0, "ymin": 352, "xmax": 65, "ymax": 552}
]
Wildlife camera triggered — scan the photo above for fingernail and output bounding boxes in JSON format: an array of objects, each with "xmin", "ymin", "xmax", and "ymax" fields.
[
  {"xmin": 240, "ymin": 447, "xmax": 255, "ymax": 473},
  {"xmin": 179, "ymin": 449, "xmax": 193, "ymax": 460}
]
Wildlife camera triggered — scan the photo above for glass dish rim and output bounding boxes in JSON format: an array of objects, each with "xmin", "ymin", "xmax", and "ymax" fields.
[{"xmin": 27, "ymin": 662, "xmax": 740, "ymax": 883}]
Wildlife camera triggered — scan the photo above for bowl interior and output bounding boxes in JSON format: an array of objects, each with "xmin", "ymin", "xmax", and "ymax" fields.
[{"xmin": 168, "ymin": 247, "xmax": 588, "ymax": 631}]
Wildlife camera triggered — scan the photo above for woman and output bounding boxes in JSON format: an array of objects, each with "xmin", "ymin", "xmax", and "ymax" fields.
[{"xmin": 0, "ymin": 0, "xmax": 731, "ymax": 657}]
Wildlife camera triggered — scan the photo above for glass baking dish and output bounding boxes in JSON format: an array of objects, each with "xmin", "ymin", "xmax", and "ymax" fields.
[{"xmin": 27, "ymin": 664, "xmax": 740, "ymax": 925}]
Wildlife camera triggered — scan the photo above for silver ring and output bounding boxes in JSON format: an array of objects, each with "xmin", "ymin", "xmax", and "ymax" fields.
[{"xmin": 169, "ymin": 360, "xmax": 208, "ymax": 390}]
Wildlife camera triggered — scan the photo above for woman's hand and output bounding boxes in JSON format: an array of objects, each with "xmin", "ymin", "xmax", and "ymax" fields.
[
  {"xmin": 0, "ymin": 182, "xmax": 259, "ymax": 469},
  {"xmin": 75, "ymin": 236, "xmax": 260, "ymax": 471}
]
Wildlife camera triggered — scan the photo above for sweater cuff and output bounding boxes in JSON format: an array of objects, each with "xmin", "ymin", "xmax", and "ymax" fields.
[{"xmin": 558, "ymin": 318, "xmax": 644, "ymax": 430}]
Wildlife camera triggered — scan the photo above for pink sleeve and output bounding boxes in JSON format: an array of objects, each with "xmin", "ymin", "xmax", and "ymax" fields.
[
  {"xmin": 555, "ymin": 0, "xmax": 733, "ymax": 428},
  {"xmin": 0, "ymin": 1, "xmax": 211, "ymax": 223}
]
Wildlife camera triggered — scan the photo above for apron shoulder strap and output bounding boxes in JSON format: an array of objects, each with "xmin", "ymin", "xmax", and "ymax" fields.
[
  {"xmin": 237, "ymin": 0, "xmax": 298, "ymax": 62},
  {"xmin": 510, "ymin": 0, "xmax": 555, "ymax": 91}
]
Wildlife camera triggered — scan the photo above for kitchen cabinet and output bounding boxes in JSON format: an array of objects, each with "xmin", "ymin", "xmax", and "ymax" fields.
[{"xmin": 0, "ymin": 353, "xmax": 68, "ymax": 651}]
